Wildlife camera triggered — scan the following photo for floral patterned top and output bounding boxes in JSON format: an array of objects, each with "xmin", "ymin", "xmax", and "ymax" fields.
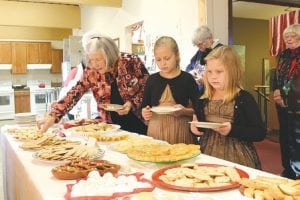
[{"xmin": 50, "ymin": 53, "xmax": 149, "ymax": 123}]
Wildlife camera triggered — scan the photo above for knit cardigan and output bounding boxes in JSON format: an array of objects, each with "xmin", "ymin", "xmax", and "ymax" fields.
[{"xmin": 194, "ymin": 90, "xmax": 266, "ymax": 142}]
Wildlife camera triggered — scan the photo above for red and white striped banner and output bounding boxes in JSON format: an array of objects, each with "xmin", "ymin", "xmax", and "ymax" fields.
[{"xmin": 270, "ymin": 10, "xmax": 300, "ymax": 56}]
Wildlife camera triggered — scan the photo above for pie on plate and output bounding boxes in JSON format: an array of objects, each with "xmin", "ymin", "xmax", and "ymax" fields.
[
  {"xmin": 127, "ymin": 143, "xmax": 200, "ymax": 163},
  {"xmin": 108, "ymin": 135, "xmax": 166, "ymax": 153}
]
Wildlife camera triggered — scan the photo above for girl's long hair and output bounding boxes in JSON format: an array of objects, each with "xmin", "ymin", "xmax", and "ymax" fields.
[{"xmin": 202, "ymin": 46, "xmax": 243, "ymax": 103}]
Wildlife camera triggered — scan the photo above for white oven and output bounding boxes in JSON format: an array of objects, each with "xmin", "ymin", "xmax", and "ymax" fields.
[
  {"xmin": 0, "ymin": 81, "xmax": 15, "ymax": 120},
  {"xmin": 29, "ymin": 88, "xmax": 57, "ymax": 118},
  {"xmin": 27, "ymin": 80, "xmax": 58, "ymax": 118}
]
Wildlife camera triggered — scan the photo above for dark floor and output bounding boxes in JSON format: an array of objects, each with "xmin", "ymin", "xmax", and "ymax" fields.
[{"xmin": 254, "ymin": 131, "xmax": 283, "ymax": 175}]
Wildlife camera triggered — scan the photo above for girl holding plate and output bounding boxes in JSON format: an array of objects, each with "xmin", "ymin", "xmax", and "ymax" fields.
[
  {"xmin": 190, "ymin": 46, "xmax": 266, "ymax": 169},
  {"xmin": 142, "ymin": 36, "xmax": 200, "ymax": 144}
]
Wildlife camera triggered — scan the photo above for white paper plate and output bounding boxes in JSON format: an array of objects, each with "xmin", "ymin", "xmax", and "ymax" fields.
[
  {"xmin": 101, "ymin": 104, "xmax": 123, "ymax": 111},
  {"xmin": 150, "ymin": 106, "xmax": 181, "ymax": 114},
  {"xmin": 189, "ymin": 121, "xmax": 224, "ymax": 129}
]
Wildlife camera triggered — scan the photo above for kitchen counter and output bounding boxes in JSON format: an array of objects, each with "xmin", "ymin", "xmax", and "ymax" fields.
[{"xmin": 13, "ymin": 87, "xmax": 30, "ymax": 91}]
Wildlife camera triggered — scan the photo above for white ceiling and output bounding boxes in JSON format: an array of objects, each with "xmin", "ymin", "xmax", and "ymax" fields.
[{"xmin": 233, "ymin": 1, "xmax": 300, "ymax": 20}]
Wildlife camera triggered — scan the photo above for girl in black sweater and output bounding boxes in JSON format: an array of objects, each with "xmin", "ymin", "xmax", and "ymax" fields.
[
  {"xmin": 142, "ymin": 36, "xmax": 199, "ymax": 144},
  {"xmin": 191, "ymin": 46, "xmax": 266, "ymax": 169}
]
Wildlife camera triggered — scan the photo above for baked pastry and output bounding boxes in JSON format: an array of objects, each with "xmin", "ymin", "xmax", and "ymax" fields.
[
  {"xmin": 239, "ymin": 176, "xmax": 300, "ymax": 200},
  {"xmin": 127, "ymin": 143, "xmax": 200, "ymax": 162},
  {"xmin": 52, "ymin": 157, "xmax": 120, "ymax": 180},
  {"xmin": 158, "ymin": 164, "xmax": 242, "ymax": 188}
]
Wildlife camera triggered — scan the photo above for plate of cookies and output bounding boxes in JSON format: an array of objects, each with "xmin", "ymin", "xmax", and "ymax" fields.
[
  {"xmin": 239, "ymin": 176, "xmax": 300, "ymax": 199},
  {"xmin": 152, "ymin": 163, "xmax": 249, "ymax": 192},
  {"xmin": 32, "ymin": 144, "xmax": 104, "ymax": 165}
]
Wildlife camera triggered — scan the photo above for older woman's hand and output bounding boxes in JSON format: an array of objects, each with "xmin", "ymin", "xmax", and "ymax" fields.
[
  {"xmin": 190, "ymin": 114, "xmax": 204, "ymax": 136},
  {"xmin": 117, "ymin": 101, "xmax": 132, "ymax": 115},
  {"xmin": 37, "ymin": 114, "xmax": 56, "ymax": 133},
  {"xmin": 142, "ymin": 106, "xmax": 152, "ymax": 121},
  {"xmin": 273, "ymin": 89, "xmax": 286, "ymax": 107}
]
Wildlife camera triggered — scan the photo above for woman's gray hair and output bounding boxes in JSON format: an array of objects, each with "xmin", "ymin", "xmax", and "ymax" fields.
[
  {"xmin": 82, "ymin": 30, "xmax": 119, "ymax": 68},
  {"xmin": 283, "ymin": 24, "xmax": 300, "ymax": 37},
  {"xmin": 192, "ymin": 26, "xmax": 213, "ymax": 46}
]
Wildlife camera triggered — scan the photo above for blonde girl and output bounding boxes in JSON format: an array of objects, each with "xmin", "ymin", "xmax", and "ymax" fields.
[
  {"xmin": 191, "ymin": 46, "xmax": 266, "ymax": 169},
  {"xmin": 142, "ymin": 36, "xmax": 199, "ymax": 144}
]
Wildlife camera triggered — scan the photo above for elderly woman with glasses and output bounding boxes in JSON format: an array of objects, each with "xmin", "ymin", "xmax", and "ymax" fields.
[
  {"xmin": 272, "ymin": 24, "xmax": 300, "ymax": 179},
  {"xmin": 37, "ymin": 30, "xmax": 149, "ymax": 135},
  {"xmin": 186, "ymin": 26, "xmax": 222, "ymax": 92}
]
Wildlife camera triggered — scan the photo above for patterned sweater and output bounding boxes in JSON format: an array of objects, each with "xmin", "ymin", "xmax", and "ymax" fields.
[{"xmin": 50, "ymin": 53, "xmax": 149, "ymax": 123}]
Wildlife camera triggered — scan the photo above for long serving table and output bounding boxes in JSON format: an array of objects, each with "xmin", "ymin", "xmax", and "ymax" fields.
[{"xmin": 1, "ymin": 125, "xmax": 281, "ymax": 200}]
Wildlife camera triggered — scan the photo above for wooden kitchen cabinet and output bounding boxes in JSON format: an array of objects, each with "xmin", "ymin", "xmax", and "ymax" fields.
[
  {"xmin": 12, "ymin": 42, "xmax": 27, "ymax": 74},
  {"xmin": 39, "ymin": 42, "xmax": 52, "ymax": 63},
  {"xmin": 27, "ymin": 42, "xmax": 52, "ymax": 64},
  {"xmin": 14, "ymin": 90, "xmax": 31, "ymax": 113},
  {"xmin": 51, "ymin": 49, "xmax": 63, "ymax": 73},
  {"xmin": 0, "ymin": 42, "xmax": 12, "ymax": 64},
  {"xmin": 27, "ymin": 42, "xmax": 39, "ymax": 63}
]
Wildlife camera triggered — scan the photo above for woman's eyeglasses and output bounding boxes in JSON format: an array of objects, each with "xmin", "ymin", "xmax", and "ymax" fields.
[{"xmin": 284, "ymin": 33, "xmax": 298, "ymax": 41}]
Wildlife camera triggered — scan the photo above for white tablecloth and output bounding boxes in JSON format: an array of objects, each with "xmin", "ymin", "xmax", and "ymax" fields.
[{"xmin": 1, "ymin": 125, "xmax": 281, "ymax": 200}]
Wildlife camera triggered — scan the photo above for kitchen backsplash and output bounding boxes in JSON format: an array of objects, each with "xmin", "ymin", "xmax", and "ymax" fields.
[{"xmin": 0, "ymin": 69, "xmax": 62, "ymax": 85}]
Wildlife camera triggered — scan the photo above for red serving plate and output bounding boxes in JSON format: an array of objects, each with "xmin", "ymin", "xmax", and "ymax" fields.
[
  {"xmin": 152, "ymin": 163, "xmax": 249, "ymax": 192},
  {"xmin": 64, "ymin": 172, "xmax": 155, "ymax": 200}
]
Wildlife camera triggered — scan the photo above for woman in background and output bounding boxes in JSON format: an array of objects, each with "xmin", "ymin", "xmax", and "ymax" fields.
[
  {"xmin": 191, "ymin": 46, "xmax": 266, "ymax": 169},
  {"xmin": 142, "ymin": 36, "xmax": 199, "ymax": 144},
  {"xmin": 272, "ymin": 24, "xmax": 300, "ymax": 179},
  {"xmin": 38, "ymin": 30, "xmax": 149, "ymax": 135},
  {"xmin": 186, "ymin": 26, "xmax": 222, "ymax": 92}
]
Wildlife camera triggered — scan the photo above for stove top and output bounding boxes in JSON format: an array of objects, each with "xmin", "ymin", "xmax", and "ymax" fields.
[{"xmin": 27, "ymin": 80, "xmax": 51, "ymax": 88}]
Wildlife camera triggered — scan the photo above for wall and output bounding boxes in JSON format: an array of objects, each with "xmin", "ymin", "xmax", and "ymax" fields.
[
  {"xmin": 0, "ymin": 1, "xmax": 80, "ymax": 29},
  {"xmin": 0, "ymin": 1, "xmax": 81, "ymax": 84},
  {"xmin": 232, "ymin": 17, "xmax": 279, "ymax": 130},
  {"xmin": 0, "ymin": 26, "xmax": 71, "ymax": 41},
  {"xmin": 80, "ymin": 0, "xmax": 229, "ymax": 69},
  {"xmin": 81, "ymin": 0, "xmax": 201, "ymax": 69},
  {"xmin": 206, "ymin": 0, "xmax": 229, "ymax": 45},
  {"xmin": 232, "ymin": 18, "xmax": 269, "ymax": 96}
]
